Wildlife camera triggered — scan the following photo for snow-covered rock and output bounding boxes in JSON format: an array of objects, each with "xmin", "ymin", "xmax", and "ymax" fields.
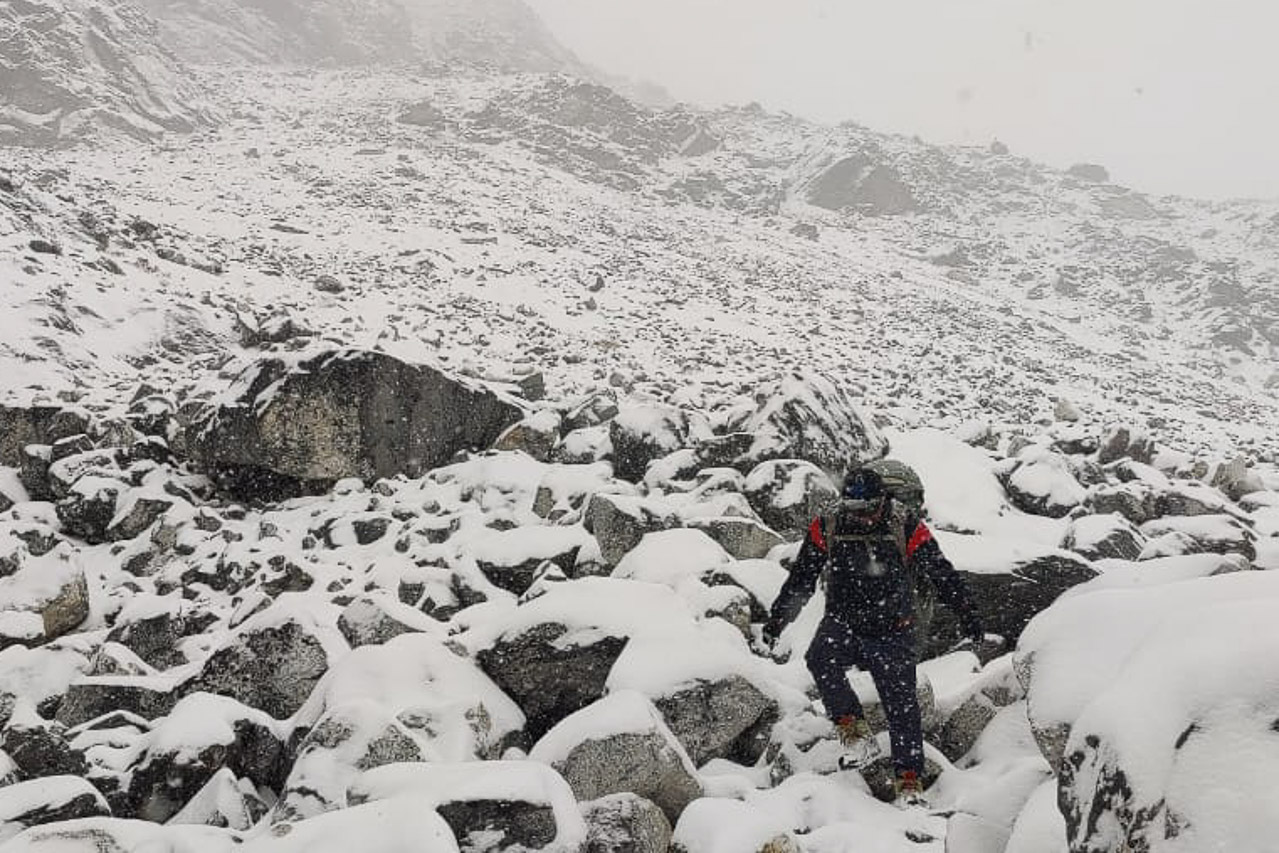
[
  {"xmin": 190, "ymin": 349, "xmax": 524, "ymax": 496},
  {"xmin": 742, "ymin": 459, "xmax": 837, "ymax": 539},
  {"xmin": 0, "ymin": 776, "xmax": 110, "ymax": 842},
  {"xmin": 720, "ymin": 373, "xmax": 887, "ymax": 474},
  {"xmin": 530, "ymin": 690, "xmax": 703, "ymax": 824},
  {"xmin": 581, "ymin": 792, "xmax": 672, "ymax": 853}
]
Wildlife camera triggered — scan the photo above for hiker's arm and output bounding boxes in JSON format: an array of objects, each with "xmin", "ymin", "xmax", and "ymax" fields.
[
  {"xmin": 767, "ymin": 519, "xmax": 825, "ymax": 630},
  {"xmin": 908, "ymin": 523, "xmax": 982, "ymax": 635}
]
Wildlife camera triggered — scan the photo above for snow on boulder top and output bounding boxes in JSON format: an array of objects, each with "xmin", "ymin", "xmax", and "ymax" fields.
[
  {"xmin": 884, "ymin": 427, "xmax": 1010, "ymax": 534},
  {"xmin": 611, "ymin": 528, "xmax": 732, "ymax": 588},
  {"xmin": 528, "ymin": 689, "xmax": 695, "ymax": 770},
  {"xmin": 726, "ymin": 371, "xmax": 888, "ymax": 474},
  {"xmin": 190, "ymin": 349, "xmax": 525, "ymax": 490},
  {"xmin": 292, "ymin": 632, "xmax": 525, "ymax": 759}
]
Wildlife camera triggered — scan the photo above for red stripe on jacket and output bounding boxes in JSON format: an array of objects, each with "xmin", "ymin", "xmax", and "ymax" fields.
[
  {"xmin": 808, "ymin": 517, "xmax": 826, "ymax": 552},
  {"xmin": 905, "ymin": 522, "xmax": 932, "ymax": 561}
]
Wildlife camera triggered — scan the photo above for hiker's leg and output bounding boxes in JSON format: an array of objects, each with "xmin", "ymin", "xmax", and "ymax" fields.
[
  {"xmin": 861, "ymin": 631, "xmax": 923, "ymax": 775},
  {"xmin": 805, "ymin": 617, "xmax": 864, "ymax": 721}
]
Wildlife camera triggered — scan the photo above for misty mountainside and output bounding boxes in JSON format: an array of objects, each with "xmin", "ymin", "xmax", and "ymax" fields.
[
  {"xmin": 0, "ymin": 0, "xmax": 212, "ymax": 144},
  {"xmin": 132, "ymin": 0, "xmax": 579, "ymax": 69},
  {"xmin": 2, "ymin": 60, "xmax": 1278, "ymax": 458}
]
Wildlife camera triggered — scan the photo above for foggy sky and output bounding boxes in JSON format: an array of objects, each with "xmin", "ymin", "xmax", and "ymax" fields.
[{"xmin": 529, "ymin": 0, "xmax": 1279, "ymax": 201}]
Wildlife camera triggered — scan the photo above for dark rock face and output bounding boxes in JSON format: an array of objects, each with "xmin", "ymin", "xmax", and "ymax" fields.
[
  {"xmin": 0, "ymin": 776, "xmax": 111, "ymax": 834},
  {"xmin": 436, "ymin": 799, "xmax": 558, "ymax": 851},
  {"xmin": 609, "ymin": 403, "xmax": 691, "ymax": 482},
  {"xmin": 923, "ymin": 554, "xmax": 1098, "ymax": 657},
  {"xmin": 105, "ymin": 604, "xmax": 218, "ymax": 670},
  {"xmin": 1062, "ymin": 514, "xmax": 1145, "ymax": 561},
  {"xmin": 477, "ymin": 623, "xmax": 627, "ymax": 743},
  {"xmin": 55, "ymin": 677, "xmax": 180, "ymax": 728},
  {"xmin": 1059, "ymin": 734, "xmax": 1165, "ymax": 853},
  {"xmin": 0, "ymin": 406, "xmax": 85, "ymax": 467},
  {"xmin": 189, "ymin": 349, "xmax": 524, "ymax": 497},
  {"xmin": 1, "ymin": 716, "xmax": 88, "ymax": 779},
  {"xmin": 183, "ymin": 620, "xmax": 335, "ymax": 719},
  {"xmin": 808, "ymin": 154, "xmax": 920, "ymax": 215},
  {"xmin": 652, "ymin": 676, "xmax": 778, "ymax": 767}
]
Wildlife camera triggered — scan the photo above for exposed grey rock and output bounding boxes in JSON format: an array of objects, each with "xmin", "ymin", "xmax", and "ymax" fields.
[
  {"xmin": 531, "ymin": 692, "xmax": 702, "ymax": 824},
  {"xmin": 55, "ymin": 676, "xmax": 180, "ymax": 728},
  {"xmin": 584, "ymin": 493, "xmax": 677, "ymax": 567},
  {"xmin": 808, "ymin": 154, "xmax": 920, "ymax": 215},
  {"xmin": 492, "ymin": 411, "xmax": 561, "ymax": 462},
  {"xmin": 651, "ymin": 675, "xmax": 778, "ymax": 766},
  {"xmin": 471, "ymin": 525, "xmax": 590, "ymax": 594},
  {"xmin": 720, "ymin": 373, "xmax": 887, "ymax": 474},
  {"xmin": 53, "ymin": 477, "xmax": 122, "ymax": 544},
  {"xmin": 1139, "ymin": 515, "xmax": 1256, "ymax": 561},
  {"xmin": 0, "ymin": 406, "xmax": 87, "ymax": 468},
  {"xmin": 477, "ymin": 622, "xmax": 627, "ymax": 743},
  {"xmin": 123, "ymin": 693, "xmax": 286, "ymax": 824},
  {"xmin": 105, "ymin": 600, "xmax": 218, "ymax": 670},
  {"xmin": 436, "ymin": 798, "xmax": 557, "ymax": 851},
  {"xmin": 17, "ymin": 445, "xmax": 53, "ymax": 502},
  {"xmin": 582, "ymin": 793, "xmax": 672, "ymax": 853},
  {"xmin": 1097, "ymin": 425, "xmax": 1155, "ymax": 465},
  {"xmin": 609, "ymin": 403, "xmax": 692, "ymax": 482},
  {"xmin": 276, "ymin": 705, "xmax": 422, "ymax": 822},
  {"xmin": 2, "ymin": 705, "xmax": 87, "ymax": 779},
  {"xmin": 684, "ymin": 516, "xmax": 783, "ymax": 560},
  {"xmin": 337, "ymin": 595, "xmax": 432, "ymax": 647},
  {"xmin": 1067, "ymin": 163, "xmax": 1110, "ymax": 183},
  {"xmin": 105, "ymin": 495, "xmax": 175, "ymax": 542},
  {"xmin": 743, "ymin": 459, "xmax": 838, "ymax": 539},
  {"xmin": 182, "ymin": 606, "xmax": 341, "ymax": 719},
  {"xmin": 1086, "ymin": 482, "xmax": 1161, "ymax": 525},
  {"xmin": 563, "ymin": 391, "xmax": 619, "ymax": 432},
  {"xmin": 1062, "ymin": 513, "xmax": 1145, "ymax": 561},
  {"xmin": 190, "ymin": 349, "xmax": 524, "ymax": 497}
]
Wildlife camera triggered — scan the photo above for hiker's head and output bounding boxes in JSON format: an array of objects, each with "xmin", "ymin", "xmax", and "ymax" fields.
[{"xmin": 841, "ymin": 467, "xmax": 887, "ymax": 517}]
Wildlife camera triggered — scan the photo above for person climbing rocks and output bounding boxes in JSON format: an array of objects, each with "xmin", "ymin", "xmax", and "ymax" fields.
[{"xmin": 762, "ymin": 464, "xmax": 985, "ymax": 808}]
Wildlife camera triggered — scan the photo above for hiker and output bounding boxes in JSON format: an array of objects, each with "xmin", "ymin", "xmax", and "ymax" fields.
[{"xmin": 762, "ymin": 463, "xmax": 984, "ymax": 807}]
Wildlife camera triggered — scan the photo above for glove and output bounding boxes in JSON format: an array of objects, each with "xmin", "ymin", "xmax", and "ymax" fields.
[
  {"xmin": 960, "ymin": 612, "xmax": 985, "ymax": 645},
  {"xmin": 761, "ymin": 617, "xmax": 785, "ymax": 647}
]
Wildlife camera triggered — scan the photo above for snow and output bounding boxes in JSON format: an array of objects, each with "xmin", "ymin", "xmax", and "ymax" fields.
[
  {"xmin": 348, "ymin": 760, "xmax": 585, "ymax": 851},
  {"xmin": 529, "ymin": 689, "xmax": 694, "ymax": 775}
]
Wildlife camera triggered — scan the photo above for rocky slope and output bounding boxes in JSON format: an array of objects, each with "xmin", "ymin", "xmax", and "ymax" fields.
[{"xmin": 0, "ymin": 0, "xmax": 213, "ymax": 144}]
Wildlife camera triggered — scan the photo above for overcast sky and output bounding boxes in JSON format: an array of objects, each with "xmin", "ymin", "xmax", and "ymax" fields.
[{"xmin": 529, "ymin": 0, "xmax": 1279, "ymax": 201}]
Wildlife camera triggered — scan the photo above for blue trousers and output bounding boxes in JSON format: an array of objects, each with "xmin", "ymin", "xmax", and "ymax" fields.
[{"xmin": 805, "ymin": 618, "xmax": 923, "ymax": 775}]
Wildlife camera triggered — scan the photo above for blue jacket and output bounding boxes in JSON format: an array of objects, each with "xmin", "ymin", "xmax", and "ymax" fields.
[{"xmin": 769, "ymin": 505, "xmax": 977, "ymax": 637}]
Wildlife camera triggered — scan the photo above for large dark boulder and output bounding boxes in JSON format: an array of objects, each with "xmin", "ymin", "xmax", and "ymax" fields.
[
  {"xmin": 477, "ymin": 622, "xmax": 627, "ymax": 743},
  {"xmin": 189, "ymin": 350, "xmax": 524, "ymax": 497},
  {"xmin": 0, "ymin": 406, "xmax": 88, "ymax": 467},
  {"xmin": 923, "ymin": 552, "xmax": 1098, "ymax": 657}
]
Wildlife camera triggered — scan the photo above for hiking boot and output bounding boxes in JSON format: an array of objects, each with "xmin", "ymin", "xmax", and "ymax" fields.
[
  {"xmin": 893, "ymin": 771, "xmax": 928, "ymax": 809},
  {"xmin": 834, "ymin": 716, "xmax": 883, "ymax": 770}
]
